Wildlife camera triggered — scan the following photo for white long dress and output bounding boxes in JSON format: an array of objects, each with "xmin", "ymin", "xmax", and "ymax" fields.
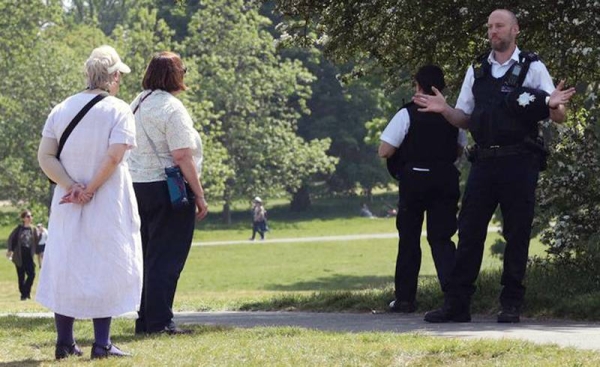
[{"xmin": 36, "ymin": 92, "xmax": 143, "ymax": 319}]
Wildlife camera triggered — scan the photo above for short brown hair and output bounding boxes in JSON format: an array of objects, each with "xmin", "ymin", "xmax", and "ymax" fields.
[{"xmin": 142, "ymin": 52, "xmax": 187, "ymax": 92}]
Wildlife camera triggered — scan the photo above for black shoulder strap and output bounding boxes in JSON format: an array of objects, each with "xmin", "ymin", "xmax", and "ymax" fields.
[
  {"xmin": 473, "ymin": 51, "xmax": 489, "ymax": 79},
  {"xmin": 56, "ymin": 92, "xmax": 108, "ymax": 159},
  {"xmin": 516, "ymin": 51, "xmax": 539, "ymax": 87}
]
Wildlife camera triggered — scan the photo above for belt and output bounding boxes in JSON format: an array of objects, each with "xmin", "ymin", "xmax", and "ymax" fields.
[{"xmin": 470, "ymin": 144, "xmax": 528, "ymax": 160}]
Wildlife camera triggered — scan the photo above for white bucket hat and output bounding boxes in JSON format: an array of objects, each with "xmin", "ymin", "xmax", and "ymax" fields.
[
  {"xmin": 89, "ymin": 45, "xmax": 131, "ymax": 74},
  {"xmin": 253, "ymin": 196, "xmax": 262, "ymax": 203}
]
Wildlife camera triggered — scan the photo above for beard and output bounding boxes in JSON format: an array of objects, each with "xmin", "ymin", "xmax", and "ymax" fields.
[{"xmin": 490, "ymin": 37, "xmax": 512, "ymax": 52}]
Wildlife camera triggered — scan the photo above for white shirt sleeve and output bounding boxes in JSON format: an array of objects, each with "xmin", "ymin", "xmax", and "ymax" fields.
[
  {"xmin": 523, "ymin": 61, "xmax": 556, "ymax": 94},
  {"xmin": 380, "ymin": 108, "xmax": 410, "ymax": 148},
  {"xmin": 455, "ymin": 66, "xmax": 475, "ymax": 115}
]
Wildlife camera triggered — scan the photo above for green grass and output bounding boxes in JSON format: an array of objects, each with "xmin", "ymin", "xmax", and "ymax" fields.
[
  {"xmin": 1, "ymin": 317, "xmax": 599, "ymax": 366},
  {"xmin": 0, "ymin": 230, "xmax": 548, "ymax": 315}
]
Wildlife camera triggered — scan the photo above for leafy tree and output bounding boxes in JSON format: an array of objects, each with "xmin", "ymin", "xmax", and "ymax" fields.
[
  {"xmin": 181, "ymin": 0, "xmax": 336, "ymax": 222},
  {"xmin": 0, "ymin": 1, "xmax": 85, "ymax": 218}
]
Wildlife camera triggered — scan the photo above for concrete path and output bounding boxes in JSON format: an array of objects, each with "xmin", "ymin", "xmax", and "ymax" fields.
[
  {"xmin": 193, "ymin": 227, "xmax": 502, "ymax": 247},
  {"xmin": 10, "ymin": 311, "xmax": 600, "ymax": 352},
  {"xmin": 174, "ymin": 311, "xmax": 600, "ymax": 352}
]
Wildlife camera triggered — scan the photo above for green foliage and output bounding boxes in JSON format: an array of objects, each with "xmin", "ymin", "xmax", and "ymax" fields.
[
  {"xmin": 181, "ymin": 0, "xmax": 337, "ymax": 214},
  {"xmin": 536, "ymin": 108, "xmax": 600, "ymax": 270},
  {"xmin": 269, "ymin": 1, "xmax": 600, "ymax": 93}
]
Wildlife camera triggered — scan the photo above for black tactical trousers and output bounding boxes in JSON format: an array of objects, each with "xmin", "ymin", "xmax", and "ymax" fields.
[
  {"xmin": 446, "ymin": 153, "xmax": 539, "ymax": 310},
  {"xmin": 395, "ymin": 163, "xmax": 460, "ymax": 303}
]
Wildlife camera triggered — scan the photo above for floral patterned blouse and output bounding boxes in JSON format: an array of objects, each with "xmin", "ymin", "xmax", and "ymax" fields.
[{"xmin": 128, "ymin": 90, "xmax": 203, "ymax": 182}]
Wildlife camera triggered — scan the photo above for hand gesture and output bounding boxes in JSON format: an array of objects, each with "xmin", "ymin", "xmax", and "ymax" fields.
[
  {"xmin": 548, "ymin": 80, "xmax": 576, "ymax": 109},
  {"xmin": 195, "ymin": 196, "xmax": 209, "ymax": 221},
  {"xmin": 413, "ymin": 87, "xmax": 447, "ymax": 113}
]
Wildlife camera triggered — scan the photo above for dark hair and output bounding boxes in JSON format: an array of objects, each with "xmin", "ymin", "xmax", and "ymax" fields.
[
  {"xmin": 415, "ymin": 65, "xmax": 445, "ymax": 95},
  {"xmin": 20, "ymin": 210, "xmax": 31, "ymax": 219},
  {"xmin": 142, "ymin": 52, "xmax": 187, "ymax": 92}
]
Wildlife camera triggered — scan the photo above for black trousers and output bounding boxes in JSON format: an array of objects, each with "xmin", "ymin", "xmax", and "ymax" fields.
[
  {"xmin": 394, "ymin": 163, "xmax": 459, "ymax": 303},
  {"xmin": 446, "ymin": 154, "xmax": 539, "ymax": 310},
  {"xmin": 133, "ymin": 181, "xmax": 196, "ymax": 333},
  {"xmin": 16, "ymin": 249, "xmax": 35, "ymax": 298}
]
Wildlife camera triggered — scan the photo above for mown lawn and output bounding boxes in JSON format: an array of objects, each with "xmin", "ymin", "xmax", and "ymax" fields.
[{"xmin": 1, "ymin": 317, "xmax": 600, "ymax": 366}]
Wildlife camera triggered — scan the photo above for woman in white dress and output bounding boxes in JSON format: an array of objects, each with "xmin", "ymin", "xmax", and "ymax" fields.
[{"xmin": 37, "ymin": 45, "xmax": 142, "ymax": 360}]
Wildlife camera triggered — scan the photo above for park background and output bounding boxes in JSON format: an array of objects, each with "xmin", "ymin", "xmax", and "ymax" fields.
[{"xmin": 0, "ymin": 0, "xmax": 599, "ymax": 365}]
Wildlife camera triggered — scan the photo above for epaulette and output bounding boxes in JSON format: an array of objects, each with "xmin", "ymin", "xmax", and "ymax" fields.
[{"xmin": 519, "ymin": 51, "xmax": 539, "ymax": 63}]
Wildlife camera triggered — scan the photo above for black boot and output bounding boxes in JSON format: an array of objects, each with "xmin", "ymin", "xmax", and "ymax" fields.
[
  {"xmin": 424, "ymin": 304, "xmax": 471, "ymax": 323},
  {"xmin": 497, "ymin": 305, "xmax": 520, "ymax": 323}
]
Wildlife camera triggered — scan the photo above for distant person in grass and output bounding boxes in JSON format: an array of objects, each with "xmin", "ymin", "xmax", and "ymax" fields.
[
  {"xmin": 250, "ymin": 196, "xmax": 268, "ymax": 240},
  {"xmin": 6, "ymin": 210, "xmax": 39, "ymax": 301},
  {"xmin": 37, "ymin": 45, "xmax": 141, "ymax": 360},
  {"xmin": 36, "ymin": 223, "xmax": 48, "ymax": 268},
  {"xmin": 379, "ymin": 65, "xmax": 467, "ymax": 313}
]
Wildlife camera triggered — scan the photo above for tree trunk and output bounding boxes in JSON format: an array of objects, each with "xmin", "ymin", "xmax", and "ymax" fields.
[
  {"xmin": 222, "ymin": 201, "xmax": 232, "ymax": 225},
  {"xmin": 290, "ymin": 185, "xmax": 311, "ymax": 212}
]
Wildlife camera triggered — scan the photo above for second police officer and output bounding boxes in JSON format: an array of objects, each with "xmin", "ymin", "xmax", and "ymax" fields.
[{"xmin": 379, "ymin": 65, "xmax": 467, "ymax": 313}]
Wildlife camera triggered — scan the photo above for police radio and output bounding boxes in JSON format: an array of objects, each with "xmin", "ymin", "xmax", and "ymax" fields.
[{"xmin": 506, "ymin": 64, "xmax": 522, "ymax": 87}]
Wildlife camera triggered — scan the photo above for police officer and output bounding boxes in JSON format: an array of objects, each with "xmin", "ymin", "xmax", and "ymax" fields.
[
  {"xmin": 415, "ymin": 9, "xmax": 576, "ymax": 323},
  {"xmin": 379, "ymin": 65, "xmax": 467, "ymax": 313}
]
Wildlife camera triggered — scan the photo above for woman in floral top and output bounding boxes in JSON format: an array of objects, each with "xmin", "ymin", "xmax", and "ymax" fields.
[{"xmin": 128, "ymin": 52, "xmax": 208, "ymax": 335}]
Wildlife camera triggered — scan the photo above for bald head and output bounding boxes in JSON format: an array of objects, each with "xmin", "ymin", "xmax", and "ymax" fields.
[{"xmin": 490, "ymin": 9, "xmax": 518, "ymax": 26}]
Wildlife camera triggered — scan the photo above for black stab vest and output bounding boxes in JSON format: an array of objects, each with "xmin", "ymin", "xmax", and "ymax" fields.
[
  {"xmin": 470, "ymin": 54, "xmax": 540, "ymax": 147},
  {"xmin": 397, "ymin": 102, "xmax": 458, "ymax": 166}
]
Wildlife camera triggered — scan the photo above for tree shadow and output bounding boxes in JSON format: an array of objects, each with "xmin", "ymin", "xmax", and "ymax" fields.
[{"xmin": 263, "ymin": 274, "xmax": 395, "ymax": 292}]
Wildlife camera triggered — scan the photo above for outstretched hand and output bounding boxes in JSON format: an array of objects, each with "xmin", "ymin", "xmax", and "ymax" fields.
[
  {"xmin": 412, "ymin": 86, "xmax": 448, "ymax": 113},
  {"xmin": 548, "ymin": 80, "xmax": 576, "ymax": 109}
]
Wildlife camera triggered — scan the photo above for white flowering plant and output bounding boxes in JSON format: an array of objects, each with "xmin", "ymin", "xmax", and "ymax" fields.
[{"xmin": 536, "ymin": 107, "xmax": 600, "ymax": 277}]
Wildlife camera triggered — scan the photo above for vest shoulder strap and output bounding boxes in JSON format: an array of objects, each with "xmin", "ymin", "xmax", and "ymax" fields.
[
  {"xmin": 516, "ymin": 51, "xmax": 538, "ymax": 86},
  {"xmin": 473, "ymin": 52, "xmax": 489, "ymax": 79}
]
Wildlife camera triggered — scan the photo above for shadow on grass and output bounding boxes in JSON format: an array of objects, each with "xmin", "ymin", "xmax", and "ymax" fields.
[
  {"xmin": 0, "ymin": 360, "xmax": 42, "ymax": 367},
  {"xmin": 237, "ymin": 265, "xmax": 600, "ymax": 320},
  {"xmin": 263, "ymin": 274, "xmax": 395, "ymax": 292}
]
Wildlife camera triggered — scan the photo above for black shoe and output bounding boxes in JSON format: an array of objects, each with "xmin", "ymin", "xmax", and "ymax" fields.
[
  {"xmin": 388, "ymin": 299, "xmax": 416, "ymax": 313},
  {"xmin": 91, "ymin": 343, "xmax": 131, "ymax": 359},
  {"xmin": 161, "ymin": 324, "xmax": 193, "ymax": 335},
  {"xmin": 424, "ymin": 307, "xmax": 471, "ymax": 323},
  {"xmin": 55, "ymin": 342, "xmax": 83, "ymax": 360},
  {"xmin": 497, "ymin": 306, "xmax": 520, "ymax": 323}
]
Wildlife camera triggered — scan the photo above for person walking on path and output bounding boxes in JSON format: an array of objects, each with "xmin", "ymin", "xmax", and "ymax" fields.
[
  {"xmin": 379, "ymin": 65, "xmax": 467, "ymax": 313},
  {"xmin": 129, "ymin": 51, "xmax": 208, "ymax": 335},
  {"xmin": 37, "ymin": 45, "xmax": 142, "ymax": 359},
  {"xmin": 415, "ymin": 9, "xmax": 576, "ymax": 324},
  {"xmin": 250, "ymin": 197, "xmax": 267, "ymax": 241},
  {"xmin": 6, "ymin": 210, "xmax": 39, "ymax": 301}
]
